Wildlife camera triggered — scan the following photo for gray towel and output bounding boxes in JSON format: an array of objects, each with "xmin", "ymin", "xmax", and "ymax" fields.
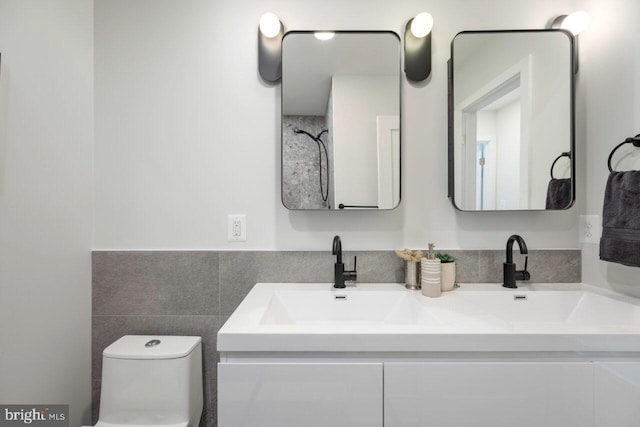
[
  {"xmin": 546, "ymin": 178, "xmax": 572, "ymax": 209},
  {"xmin": 599, "ymin": 171, "xmax": 640, "ymax": 267}
]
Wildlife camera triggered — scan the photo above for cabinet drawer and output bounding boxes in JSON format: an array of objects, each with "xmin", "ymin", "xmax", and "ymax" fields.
[
  {"xmin": 385, "ymin": 362, "xmax": 593, "ymax": 427},
  {"xmin": 595, "ymin": 362, "xmax": 640, "ymax": 427},
  {"xmin": 218, "ymin": 362, "xmax": 383, "ymax": 427}
]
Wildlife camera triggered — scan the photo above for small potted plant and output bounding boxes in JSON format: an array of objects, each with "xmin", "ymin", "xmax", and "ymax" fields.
[{"xmin": 436, "ymin": 252, "xmax": 456, "ymax": 292}]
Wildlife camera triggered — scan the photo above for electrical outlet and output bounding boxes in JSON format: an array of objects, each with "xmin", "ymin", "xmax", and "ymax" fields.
[
  {"xmin": 579, "ymin": 215, "xmax": 601, "ymax": 244},
  {"xmin": 227, "ymin": 214, "xmax": 246, "ymax": 242}
]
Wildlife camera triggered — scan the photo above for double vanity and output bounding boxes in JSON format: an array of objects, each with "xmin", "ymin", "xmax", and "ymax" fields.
[
  {"xmin": 220, "ymin": 19, "xmax": 637, "ymax": 427},
  {"xmin": 241, "ymin": 22, "xmax": 618, "ymax": 423},
  {"xmin": 218, "ymin": 282, "xmax": 640, "ymax": 427}
]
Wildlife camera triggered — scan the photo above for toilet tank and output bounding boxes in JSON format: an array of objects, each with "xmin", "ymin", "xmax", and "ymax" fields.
[{"xmin": 99, "ymin": 335, "xmax": 203, "ymax": 426}]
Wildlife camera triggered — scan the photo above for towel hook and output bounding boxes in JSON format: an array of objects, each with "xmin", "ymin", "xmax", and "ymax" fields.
[
  {"xmin": 550, "ymin": 152, "xmax": 571, "ymax": 179},
  {"xmin": 608, "ymin": 134, "xmax": 640, "ymax": 172}
]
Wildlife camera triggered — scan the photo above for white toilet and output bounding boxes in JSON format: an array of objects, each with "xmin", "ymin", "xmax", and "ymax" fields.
[{"xmin": 88, "ymin": 335, "xmax": 203, "ymax": 427}]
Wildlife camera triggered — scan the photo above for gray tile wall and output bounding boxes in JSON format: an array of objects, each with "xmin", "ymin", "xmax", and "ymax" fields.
[{"xmin": 92, "ymin": 249, "xmax": 580, "ymax": 427}]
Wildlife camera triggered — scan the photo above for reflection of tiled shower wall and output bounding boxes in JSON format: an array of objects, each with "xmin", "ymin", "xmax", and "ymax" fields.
[
  {"xmin": 282, "ymin": 116, "xmax": 332, "ymax": 209},
  {"xmin": 92, "ymin": 249, "xmax": 581, "ymax": 426}
]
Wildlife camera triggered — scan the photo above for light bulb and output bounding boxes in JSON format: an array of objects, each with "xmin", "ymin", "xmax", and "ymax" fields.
[
  {"xmin": 561, "ymin": 11, "xmax": 589, "ymax": 36},
  {"xmin": 314, "ymin": 32, "xmax": 335, "ymax": 41},
  {"xmin": 259, "ymin": 13, "xmax": 281, "ymax": 38},
  {"xmin": 410, "ymin": 12, "xmax": 433, "ymax": 38}
]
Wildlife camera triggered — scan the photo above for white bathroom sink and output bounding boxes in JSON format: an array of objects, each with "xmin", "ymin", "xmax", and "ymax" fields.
[
  {"xmin": 408, "ymin": 290, "xmax": 640, "ymax": 330},
  {"xmin": 260, "ymin": 288, "xmax": 428, "ymax": 325},
  {"xmin": 217, "ymin": 283, "xmax": 640, "ymax": 353}
]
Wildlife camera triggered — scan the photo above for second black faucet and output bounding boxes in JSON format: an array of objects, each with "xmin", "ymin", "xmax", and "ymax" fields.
[{"xmin": 503, "ymin": 234, "xmax": 531, "ymax": 289}]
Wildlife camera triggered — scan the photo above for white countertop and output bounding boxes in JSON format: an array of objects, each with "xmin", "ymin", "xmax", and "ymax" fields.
[{"xmin": 217, "ymin": 282, "xmax": 640, "ymax": 353}]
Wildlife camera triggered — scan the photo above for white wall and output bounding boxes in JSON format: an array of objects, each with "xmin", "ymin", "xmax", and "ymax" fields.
[
  {"xmin": 0, "ymin": 1, "xmax": 93, "ymax": 425},
  {"xmin": 95, "ymin": 0, "xmax": 581, "ymax": 251},
  {"xmin": 579, "ymin": 0, "xmax": 640, "ymax": 297}
]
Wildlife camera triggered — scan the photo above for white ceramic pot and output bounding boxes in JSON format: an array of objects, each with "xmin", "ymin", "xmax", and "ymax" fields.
[{"xmin": 441, "ymin": 262, "xmax": 456, "ymax": 292}]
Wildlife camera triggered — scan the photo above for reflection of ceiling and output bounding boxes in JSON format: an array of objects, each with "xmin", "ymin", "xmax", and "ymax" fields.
[
  {"xmin": 453, "ymin": 35, "xmax": 485, "ymax": 68},
  {"xmin": 282, "ymin": 32, "xmax": 400, "ymax": 116}
]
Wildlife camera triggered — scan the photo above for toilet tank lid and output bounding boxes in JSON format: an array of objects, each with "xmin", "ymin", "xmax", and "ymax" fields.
[{"xmin": 103, "ymin": 335, "xmax": 202, "ymax": 360}]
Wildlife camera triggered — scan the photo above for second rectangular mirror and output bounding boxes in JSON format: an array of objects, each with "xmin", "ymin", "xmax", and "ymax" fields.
[
  {"xmin": 449, "ymin": 30, "xmax": 575, "ymax": 211},
  {"xmin": 282, "ymin": 31, "xmax": 401, "ymax": 210}
]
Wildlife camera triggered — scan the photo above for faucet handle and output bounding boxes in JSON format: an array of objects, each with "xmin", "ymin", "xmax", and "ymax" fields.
[
  {"xmin": 517, "ymin": 256, "xmax": 531, "ymax": 281},
  {"xmin": 345, "ymin": 256, "xmax": 358, "ymax": 283}
]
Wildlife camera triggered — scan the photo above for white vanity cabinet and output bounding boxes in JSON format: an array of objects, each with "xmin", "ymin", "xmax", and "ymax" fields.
[
  {"xmin": 218, "ymin": 359, "xmax": 640, "ymax": 427},
  {"xmin": 384, "ymin": 362, "xmax": 594, "ymax": 427},
  {"xmin": 594, "ymin": 362, "xmax": 640, "ymax": 427},
  {"xmin": 217, "ymin": 283, "xmax": 640, "ymax": 427},
  {"xmin": 217, "ymin": 362, "xmax": 383, "ymax": 427}
]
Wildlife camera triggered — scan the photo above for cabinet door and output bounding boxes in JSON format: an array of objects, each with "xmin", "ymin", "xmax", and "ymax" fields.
[
  {"xmin": 595, "ymin": 362, "xmax": 640, "ymax": 427},
  {"xmin": 218, "ymin": 363, "xmax": 382, "ymax": 427},
  {"xmin": 384, "ymin": 362, "xmax": 593, "ymax": 427}
]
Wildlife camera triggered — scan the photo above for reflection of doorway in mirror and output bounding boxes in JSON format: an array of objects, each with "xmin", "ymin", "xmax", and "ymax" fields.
[
  {"xmin": 475, "ymin": 140, "xmax": 493, "ymax": 210},
  {"xmin": 475, "ymin": 92, "xmax": 521, "ymax": 210},
  {"xmin": 377, "ymin": 116, "xmax": 400, "ymax": 209},
  {"xmin": 455, "ymin": 54, "xmax": 532, "ymax": 210},
  {"xmin": 331, "ymin": 75, "xmax": 399, "ymax": 209},
  {"xmin": 463, "ymin": 82, "xmax": 522, "ymax": 211}
]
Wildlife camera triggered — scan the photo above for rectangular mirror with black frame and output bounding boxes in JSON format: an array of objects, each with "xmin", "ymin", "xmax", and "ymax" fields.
[
  {"xmin": 281, "ymin": 31, "xmax": 401, "ymax": 210},
  {"xmin": 448, "ymin": 30, "xmax": 575, "ymax": 211}
]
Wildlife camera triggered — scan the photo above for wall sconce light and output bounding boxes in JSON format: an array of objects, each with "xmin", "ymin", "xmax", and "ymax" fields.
[
  {"xmin": 258, "ymin": 12, "xmax": 284, "ymax": 83},
  {"xmin": 550, "ymin": 11, "xmax": 590, "ymax": 36},
  {"xmin": 404, "ymin": 12, "xmax": 433, "ymax": 82},
  {"xmin": 550, "ymin": 11, "xmax": 589, "ymax": 72}
]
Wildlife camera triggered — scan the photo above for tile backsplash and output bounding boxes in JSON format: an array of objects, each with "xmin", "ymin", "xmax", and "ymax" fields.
[{"xmin": 92, "ymin": 249, "xmax": 580, "ymax": 427}]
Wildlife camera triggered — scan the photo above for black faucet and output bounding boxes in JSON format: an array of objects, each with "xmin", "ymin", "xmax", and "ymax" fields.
[
  {"xmin": 332, "ymin": 235, "xmax": 357, "ymax": 289},
  {"xmin": 503, "ymin": 234, "xmax": 531, "ymax": 289}
]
